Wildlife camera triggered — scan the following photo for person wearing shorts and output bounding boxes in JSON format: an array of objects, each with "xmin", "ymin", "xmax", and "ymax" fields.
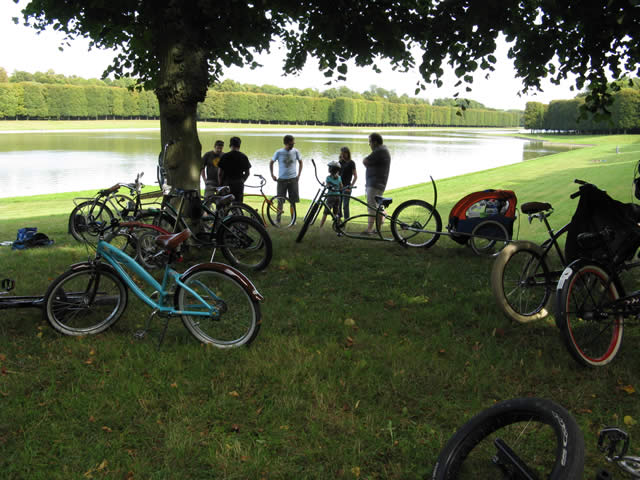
[
  {"xmin": 319, "ymin": 161, "xmax": 343, "ymax": 228},
  {"xmin": 270, "ymin": 134, "xmax": 302, "ymax": 204},
  {"xmin": 363, "ymin": 132, "xmax": 391, "ymax": 234}
]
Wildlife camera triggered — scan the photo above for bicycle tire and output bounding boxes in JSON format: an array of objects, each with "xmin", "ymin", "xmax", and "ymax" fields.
[
  {"xmin": 207, "ymin": 199, "xmax": 262, "ymax": 226},
  {"xmin": 176, "ymin": 267, "xmax": 261, "ymax": 347},
  {"xmin": 68, "ymin": 200, "xmax": 114, "ymax": 242},
  {"xmin": 555, "ymin": 261, "xmax": 623, "ymax": 367},
  {"xmin": 111, "ymin": 194, "xmax": 134, "ymax": 218},
  {"xmin": 296, "ymin": 201, "xmax": 321, "ymax": 243},
  {"xmin": 469, "ymin": 220, "xmax": 510, "ymax": 257},
  {"xmin": 44, "ymin": 264, "xmax": 128, "ymax": 336},
  {"xmin": 390, "ymin": 199, "xmax": 442, "ymax": 248},
  {"xmin": 135, "ymin": 228, "xmax": 168, "ymax": 270},
  {"xmin": 491, "ymin": 241, "xmax": 553, "ymax": 323},
  {"xmin": 266, "ymin": 195, "xmax": 296, "ymax": 228},
  {"xmin": 217, "ymin": 216, "xmax": 273, "ymax": 271},
  {"xmin": 432, "ymin": 397, "xmax": 585, "ymax": 480}
]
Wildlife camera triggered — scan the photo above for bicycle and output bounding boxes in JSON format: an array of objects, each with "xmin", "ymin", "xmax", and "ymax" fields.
[
  {"xmin": 68, "ymin": 172, "xmax": 163, "ymax": 243},
  {"xmin": 432, "ymin": 397, "xmax": 585, "ymax": 479},
  {"xmin": 0, "ymin": 278, "xmax": 44, "ymax": 310},
  {"xmin": 243, "ymin": 174, "xmax": 297, "ymax": 228},
  {"xmin": 295, "ymin": 159, "xmax": 442, "ymax": 247},
  {"xmin": 43, "ymin": 221, "xmax": 263, "ymax": 347},
  {"xmin": 554, "ymin": 191, "xmax": 640, "ymax": 366},
  {"xmin": 597, "ymin": 426, "xmax": 640, "ymax": 478},
  {"xmin": 491, "ymin": 179, "xmax": 599, "ymax": 324},
  {"xmin": 150, "ymin": 187, "xmax": 273, "ymax": 271}
]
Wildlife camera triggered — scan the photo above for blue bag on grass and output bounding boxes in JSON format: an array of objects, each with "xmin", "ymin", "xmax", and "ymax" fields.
[{"xmin": 12, "ymin": 227, "xmax": 54, "ymax": 250}]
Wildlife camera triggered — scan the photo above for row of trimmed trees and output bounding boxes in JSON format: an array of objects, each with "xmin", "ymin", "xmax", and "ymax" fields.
[
  {"xmin": 0, "ymin": 81, "xmax": 522, "ymax": 127},
  {"xmin": 524, "ymin": 88, "xmax": 640, "ymax": 133}
]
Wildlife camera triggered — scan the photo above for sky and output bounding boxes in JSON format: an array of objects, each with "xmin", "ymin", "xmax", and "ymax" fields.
[{"xmin": 1, "ymin": 1, "xmax": 581, "ymax": 111}]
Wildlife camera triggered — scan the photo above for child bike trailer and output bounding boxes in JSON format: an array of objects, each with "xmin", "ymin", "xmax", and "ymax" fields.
[{"xmin": 447, "ymin": 189, "xmax": 518, "ymax": 255}]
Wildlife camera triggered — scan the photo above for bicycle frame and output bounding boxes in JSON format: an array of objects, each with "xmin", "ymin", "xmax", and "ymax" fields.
[{"xmin": 96, "ymin": 240, "xmax": 216, "ymax": 318}]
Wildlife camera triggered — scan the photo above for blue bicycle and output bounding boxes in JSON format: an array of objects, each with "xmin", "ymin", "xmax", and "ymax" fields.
[{"xmin": 43, "ymin": 223, "xmax": 263, "ymax": 347}]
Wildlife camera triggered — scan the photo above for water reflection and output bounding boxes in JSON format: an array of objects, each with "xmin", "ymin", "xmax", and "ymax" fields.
[{"xmin": 0, "ymin": 129, "xmax": 571, "ymax": 199}]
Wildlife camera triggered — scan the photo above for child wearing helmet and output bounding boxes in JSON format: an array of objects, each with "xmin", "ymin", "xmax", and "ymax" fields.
[{"xmin": 319, "ymin": 161, "xmax": 344, "ymax": 228}]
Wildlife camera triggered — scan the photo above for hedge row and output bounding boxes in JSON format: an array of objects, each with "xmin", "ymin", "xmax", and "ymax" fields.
[
  {"xmin": 523, "ymin": 88, "xmax": 640, "ymax": 132},
  {"xmin": 0, "ymin": 82, "xmax": 521, "ymax": 127}
]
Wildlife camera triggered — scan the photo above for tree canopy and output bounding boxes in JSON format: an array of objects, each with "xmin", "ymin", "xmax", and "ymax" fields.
[{"xmin": 14, "ymin": 0, "xmax": 640, "ymax": 189}]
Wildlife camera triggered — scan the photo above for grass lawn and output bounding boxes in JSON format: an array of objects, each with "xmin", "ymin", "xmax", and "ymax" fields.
[{"xmin": 0, "ymin": 132, "xmax": 639, "ymax": 478}]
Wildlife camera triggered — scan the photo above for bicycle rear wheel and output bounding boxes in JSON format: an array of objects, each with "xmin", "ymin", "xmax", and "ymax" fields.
[
  {"xmin": 266, "ymin": 196, "xmax": 296, "ymax": 228},
  {"xmin": 217, "ymin": 216, "xmax": 273, "ymax": 271},
  {"xmin": 68, "ymin": 200, "xmax": 114, "ymax": 243},
  {"xmin": 390, "ymin": 199, "xmax": 442, "ymax": 248},
  {"xmin": 555, "ymin": 261, "xmax": 623, "ymax": 367},
  {"xmin": 469, "ymin": 220, "xmax": 510, "ymax": 256},
  {"xmin": 491, "ymin": 241, "xmax": 553, "ymax": 323},
  {"xmin": 432, "ymin": 397, "xmax": 584, "ymax": 480},
  {"xmin": 44, "ymin": 264, "xmax": 128, "ymax": 336},
  {"xmin": 177, "ymin": 267, "xmax": 260, "ymax": 347}
]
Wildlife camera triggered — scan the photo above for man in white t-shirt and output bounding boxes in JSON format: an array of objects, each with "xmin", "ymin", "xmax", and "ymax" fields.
[{"xmin": 270, "ymin": 134, "xmax": 303, "ymax": 206}]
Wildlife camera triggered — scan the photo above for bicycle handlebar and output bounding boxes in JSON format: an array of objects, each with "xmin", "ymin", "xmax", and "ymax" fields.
[{"xmin": 570, "ymin": 179, "xmax": 589, "ymax": 199}]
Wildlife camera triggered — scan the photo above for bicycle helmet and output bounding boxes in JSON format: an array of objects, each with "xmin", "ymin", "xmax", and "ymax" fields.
[{"xmin": 328, "ymin": 160, "xmax": 341, "ymax": 174}]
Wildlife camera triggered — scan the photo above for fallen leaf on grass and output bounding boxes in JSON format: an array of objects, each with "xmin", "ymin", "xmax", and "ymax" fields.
[
  {"xmin": 624, "ymin": 415, "xmax": 636, "ymax": 426},
  {"xmin": 229, "ymin": 391, "xmax": 240, "ymax": 397},
  {"xmin": 101, "ymin": 426, "xmax": 112, "ymax": 433},
  {"xmin": 619, "ymin": 385, "xmax": 635, "ymax": 394}
]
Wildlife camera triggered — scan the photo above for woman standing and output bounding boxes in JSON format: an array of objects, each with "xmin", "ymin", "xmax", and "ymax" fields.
[{"xmin": 338, "ymin": 147, "xmax": 357, "ymax": 219}]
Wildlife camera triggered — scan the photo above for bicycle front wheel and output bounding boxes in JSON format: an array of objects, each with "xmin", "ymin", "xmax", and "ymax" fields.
[
  {"xmin": 177, "ymin": 268, "xmax": 260, "ymax": 347},
  {"xmin": 217, "ymin": 216, "xmax": 273, "ymax": 271},
  {"xmin": 266, "ymin": 196, "xmax": 296, "ymax": 228},
  {"xmin": 44, "ymin": 264, "xmax": 128, "ymax": 336},
  {"xmin": 432, "ymin": 397, "xmax": 584, "ymax": 480},
  {"xmin": 390, "ymin": 199, "xmax": 442, "ymax": 248},
  {"xmin": 555, "ymin": 261, "xmax": 623, "ymax": 367},
  {"xmin": 296, "ymin": 201, "xmax": 321, "ymax": 243},
  {"xmin": 68, "ymin": 200, "xmax": 114, "ymax": 242},
  {"xmin": 491, "ymin": 241, "xmax": 553, "ymax": 323}
]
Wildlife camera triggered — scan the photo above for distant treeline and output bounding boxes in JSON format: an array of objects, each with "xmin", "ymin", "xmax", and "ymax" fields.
[
  {"xmin": 0, "ymin": 82, "xmax": 522, "ymax": 127},
  {"xmin": 524, "ymin": 80, "xmax": 640, "ymax": 133}
]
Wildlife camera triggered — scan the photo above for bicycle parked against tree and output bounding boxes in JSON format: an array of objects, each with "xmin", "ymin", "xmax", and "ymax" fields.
[
  {"xmin": 295, "ymin": 159, "xmax": 442, "ymax": 247},
  {"xmin": 44, "ymin": 221, "xmax": 263, "ymax": 347},
  {"xmin": 243, "ymin": 174, "xmax": 297, "ymax": 228},
  {"xmin": 150, "ymin": 187, "xmax": 273, "ymax": 271},
  {"xmin": 68, "ymin": 172, "xmax": 163, "ymax": 243}
]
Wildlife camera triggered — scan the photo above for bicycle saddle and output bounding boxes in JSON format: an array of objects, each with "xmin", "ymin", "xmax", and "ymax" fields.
[
  {"xmin": 375, "ymin": 196, "xmax": 393, "ymax": 208},
  {"xmin": 521, "ymin": 202, "xmax": 552, "ymax": 214},
  {"xmin": 154, "ymin": 230, "xmax": 191, "ymax": 251},
  {"xmin": 99, "ymin": 184, "xmax": 121, "ymax": 195},
  {"xmin": 213, "ymin": 194, "xmax": 235, "ymax": 208}
]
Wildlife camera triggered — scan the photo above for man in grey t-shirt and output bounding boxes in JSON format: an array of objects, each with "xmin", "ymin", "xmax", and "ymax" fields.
[{"xmin": 362, "ymin": 132, "xmax": 391, "ymax": 234}]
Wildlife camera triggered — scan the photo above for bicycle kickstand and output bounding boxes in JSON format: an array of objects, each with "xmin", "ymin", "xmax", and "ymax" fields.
[
  {"xmin": 134, "ymin": 308, "xmax": 159, "ymax": 341},
  {"xmin": 209, "ymin": 247, "xmax": 217, "ymax": 262}
]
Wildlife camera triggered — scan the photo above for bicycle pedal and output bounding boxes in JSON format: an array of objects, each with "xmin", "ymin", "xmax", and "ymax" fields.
[{"xmin": 133, "ymin": 329, "xmax": 147, "ymax": 340}]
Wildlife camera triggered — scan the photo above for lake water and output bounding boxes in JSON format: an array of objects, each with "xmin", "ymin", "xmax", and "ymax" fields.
[{"xmin": 0, "ymin": 128, "xmax": 571, "ymax": 199}]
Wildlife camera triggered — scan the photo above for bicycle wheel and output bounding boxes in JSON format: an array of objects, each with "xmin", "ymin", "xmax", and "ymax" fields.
[
  {"xmin": 469, "ymin": 220, "xmax": 510, "ymax": 256},
  {"xmin": 217, "ymin": 216, "xmax": 273, "ymax": 271},
  {"xmin": 390, "ymin": 199, "xmax": 442, "ymax": 248},
  {"xmin": 555, "ymin": 261, "xmax": 623, "ymax": 367},
  {"xmin": 296, "ymin": 201, "xmax": 321, "ymax": 243},
  {"xmin": 136, "ymin": 228, "xmax": 167, "ymax": 270},
  {"xmin": 209, "ymin": 199, "xmax": 262, "ymax": 225},
  {"xmin": 104, "ymin": 226, "xmax": 137, "ymax": 257},
  {"xmin": 266, "ymin": 196, "xmax": 296, "ymax": 228},
  {"xmin": 491, "ymin": 241, "xmax": 553, "ymax": 323},
  {"xmin": 177, "ymin": 267, "xmax": 260, "ymax": 347},
  {"xmin": 111, "ymin": 194, "xmax": 134, "ymax": 218},
  {"xmin": 44, "ymin": 264, "xmax": 128, "ymax": 336},
  {"xmin": 432, "ymin": 397, "xmax": 584, "ymax": 480},
  {"xmin": 68, "ymin": 200, "xmax": 114, "ymax": 242}
]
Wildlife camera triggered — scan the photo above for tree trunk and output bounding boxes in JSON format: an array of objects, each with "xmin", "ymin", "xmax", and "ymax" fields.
[{"xmin": 155, "ymin": 39, "xmax": 209, "ymax": 194}]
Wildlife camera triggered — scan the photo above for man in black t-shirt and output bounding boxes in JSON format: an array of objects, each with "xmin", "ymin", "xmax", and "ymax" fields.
[
  {"xmin": 201, "ymin": 139, "xmax": 224, "ymax": 199},
  {"xmin": 218, "ymin": 136, "xmax": 251, "ymax": 203}
]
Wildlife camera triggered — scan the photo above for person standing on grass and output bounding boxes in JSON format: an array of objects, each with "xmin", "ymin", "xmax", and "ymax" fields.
[
  {"xmin": 218, "ymin": 136, "xmax": 251, "ymax": 203},
  {"xmin": 338, "ymin": 146, "xmax": 357, "ymax": 219},
  {"xmin": 270, "ymin": 134, "xmax": 303, "ymax": 206},
  {"xmin": 201, "ymin": 139, "xmax": 224, "ymax": 200},
  {"xmin": 362, "ymin": 132, "xmax": 391, "ymax": 234}
]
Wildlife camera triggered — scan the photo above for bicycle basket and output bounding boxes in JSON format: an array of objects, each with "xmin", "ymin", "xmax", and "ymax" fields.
[
  {"xmin": 566, "ymin": 183, "xmax": 640, "ymax": 264},
  {"xmin": 448, "ymin": 189, "xmax": 518, "ymax": 244}
]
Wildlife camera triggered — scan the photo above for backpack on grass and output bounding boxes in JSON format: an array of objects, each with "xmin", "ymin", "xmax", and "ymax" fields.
[{"xmin": 11, "ymin": 227, "xmax": 54, "ymax": 250}]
